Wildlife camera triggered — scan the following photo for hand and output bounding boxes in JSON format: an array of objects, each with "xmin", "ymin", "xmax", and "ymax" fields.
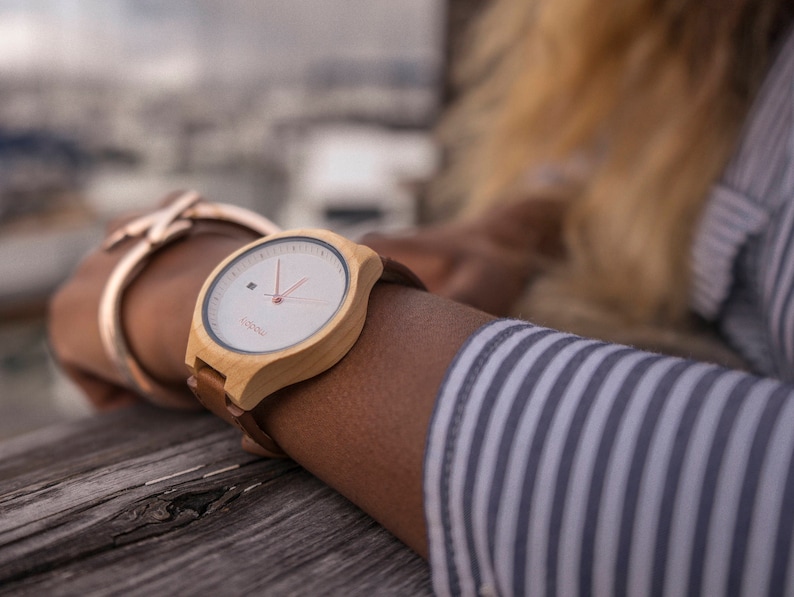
[
  {"xmin": 48, "ymin": 219, "xmax": 253, "ymax": 411},
  {"xmin": 361, "ymin": 196, "xmax": 566, "ymax": 316}
]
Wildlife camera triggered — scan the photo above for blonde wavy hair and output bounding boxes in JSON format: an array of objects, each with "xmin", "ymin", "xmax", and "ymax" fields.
[{"xmin": 439, "ymin": 0, "xmax": 793, "ymax": 330}]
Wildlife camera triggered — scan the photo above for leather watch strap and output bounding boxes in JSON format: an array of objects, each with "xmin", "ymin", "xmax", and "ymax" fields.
[
  {"xmin": 188, "ymin": 252, "xmax": 426, "ymax": 458},
  {"xmin": 379, "ymin": 256, "xmax": 427, "ymax": 291},
  {"xmin": 188, "ymin": 367, "xmax": 287, "ymax": 458}
]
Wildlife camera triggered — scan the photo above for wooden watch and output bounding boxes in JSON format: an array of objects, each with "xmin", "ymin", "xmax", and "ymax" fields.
[{"xmin": 184, "ymin": 228, "xmax": 425, "ymax": 457}]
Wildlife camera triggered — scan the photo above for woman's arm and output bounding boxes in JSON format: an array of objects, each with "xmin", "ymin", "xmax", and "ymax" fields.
[
  {"xmin": 49, "ymin": 228, "xmax": 494, "ymax": 556},
  {"xmin": 49, "ymin": 212, "xmax": 794, "ymax": 595},
  {"xmin": 258, "ymin": 283, "xmax": 492, "ymax": 556}
]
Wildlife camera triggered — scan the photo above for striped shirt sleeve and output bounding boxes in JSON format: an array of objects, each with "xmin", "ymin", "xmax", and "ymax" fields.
[
  {"xmin": 689, "ymin": 26, "xmax": 794, "ymax": 380},
  {"xmin": 424, "ymin": 320, "xmax": 794, "ymax": 597},
  {"xmin": 760, "ymin": 196, "xmax": 794, "ymax": 381}
]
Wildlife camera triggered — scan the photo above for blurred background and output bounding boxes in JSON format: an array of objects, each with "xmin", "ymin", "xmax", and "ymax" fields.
[{"xmin": 0, "ymin": 0, "xmax": 483, "ymax": 439}]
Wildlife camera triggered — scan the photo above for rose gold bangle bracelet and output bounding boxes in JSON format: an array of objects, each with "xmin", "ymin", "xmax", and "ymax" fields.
[{"xmin": 97, "ymin": 190, "xmax": 281, "ymax": 407}]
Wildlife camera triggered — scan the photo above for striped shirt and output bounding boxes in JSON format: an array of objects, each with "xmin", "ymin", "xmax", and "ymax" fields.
[{"xmin": 424, "ymin": 29, "xmax": 794, "ymax": 597}]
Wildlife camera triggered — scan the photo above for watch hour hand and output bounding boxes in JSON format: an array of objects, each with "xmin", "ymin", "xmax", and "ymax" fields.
[
  {"xmin": 271, "ymin": 276, "xmax": 308, "ymax": 304},
  {"xmin": 281, "ymin": 277, "xmax": 308, "ymax": 298}
]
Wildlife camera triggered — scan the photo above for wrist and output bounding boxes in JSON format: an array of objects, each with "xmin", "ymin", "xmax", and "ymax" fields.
[{"xmin": 123, "ymin": 233, "xmax": 253, "ymax": 389}]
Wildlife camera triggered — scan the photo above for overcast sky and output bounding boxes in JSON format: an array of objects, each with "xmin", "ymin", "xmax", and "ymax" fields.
[{"xmin": 0, "ymin": 0, "xmax": 443, "ymax": 87}]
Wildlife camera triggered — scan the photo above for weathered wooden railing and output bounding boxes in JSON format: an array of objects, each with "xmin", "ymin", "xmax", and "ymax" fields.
[{"xmin": 0, "ymin": 404, "xmax": 431, "ymax": 596}]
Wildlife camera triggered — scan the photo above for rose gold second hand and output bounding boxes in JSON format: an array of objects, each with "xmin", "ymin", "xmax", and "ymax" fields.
[{"xmin": 262, "ymin": 294, "xmax": 327, "ymax": 304}]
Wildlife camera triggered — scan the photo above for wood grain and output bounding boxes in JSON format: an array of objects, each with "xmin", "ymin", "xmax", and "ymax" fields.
[{"xmin": 0, "ymin": 404, "xmax": 432, "ymax": 596}]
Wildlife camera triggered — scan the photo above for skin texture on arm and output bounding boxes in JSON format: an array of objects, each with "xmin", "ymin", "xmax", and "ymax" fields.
[
  {"xmin": 49, "ymin": 228, "xmax": 494, "ymax": 557},
  {"xmin": 258, "ymin": 284, "xmax": 492, "ymax": 556}
]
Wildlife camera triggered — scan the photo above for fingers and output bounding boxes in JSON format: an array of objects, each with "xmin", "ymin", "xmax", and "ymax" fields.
[
  {"xmin": 361, "ymin": 229, "xmax": 459, "ymax": 294},
  {"xmin": 48, "ymin": 273, "xmax": 111, "ymax": 377},
  {"xmin": 359, "ymin": 230, "xmax": 425, "ymax": 260},
  {"xmin": 49, "ymin": 283, "xmax": 136, "ymax": 410},
  {"xmin": 58, "ymin": 362, "xmax": 140, "ymax": 411},
  {"xmin": 48, "ymin": 237, "xmax": 141, "ymax": 409}
]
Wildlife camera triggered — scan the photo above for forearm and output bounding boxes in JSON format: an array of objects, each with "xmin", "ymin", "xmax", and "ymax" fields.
[
  {"xmin": 256, "ymin": 284, "xmax": 493, "ymax": 556},
  {"xmin": 123, "ymin": 233, "xmax": 493, "ymax": 556},
  {"xmin": 124, "ymin": 233, "xmax": 255, "ymax": 390}
]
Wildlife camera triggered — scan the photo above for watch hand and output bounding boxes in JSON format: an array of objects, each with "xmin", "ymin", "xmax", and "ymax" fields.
[
  {"xmin": 262, "ymin": 293, "xmax": 328, "ymax": 304},
  {"xmin": 274, "ymin": 258, "xmax": 281, "ymax": 296},
  {"xmin": 271, "ymin": 276, "xmax": 308, "ymax": 304},
  {"xmin": 281, "ymin": 276, "xmax": 308, "ymax": 298}
]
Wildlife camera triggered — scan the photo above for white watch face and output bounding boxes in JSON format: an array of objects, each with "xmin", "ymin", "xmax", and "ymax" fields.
[{"xmin": 203, "ymin": 236, "xmax": 349, "ymax": 354}]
